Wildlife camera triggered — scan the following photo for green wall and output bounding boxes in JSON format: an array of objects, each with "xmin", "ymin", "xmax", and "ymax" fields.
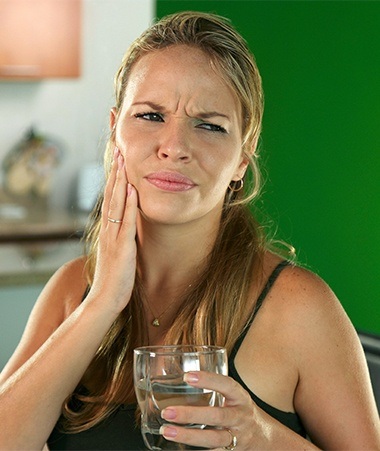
[{"xmin": 156, "ymin": 1, "xmax": 380, "ymax": 334}]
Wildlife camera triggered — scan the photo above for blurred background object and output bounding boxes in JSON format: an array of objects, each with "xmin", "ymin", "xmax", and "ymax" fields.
[
  {"xmin": 2, "ymin": 127, "xmax": 63, "ymax": 200},
  {"xmin": 75, "ymin": 162, "xmax": 104, "ymax": 212},
  {"xmin": 0, "ymin": 0, "xmax": 81, "ymax": 80},
  {"xmin": 0, "ymin": 0, "xmax": 154, "ymax": 368}
]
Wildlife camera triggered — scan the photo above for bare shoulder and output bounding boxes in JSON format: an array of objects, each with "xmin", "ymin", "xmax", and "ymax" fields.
[
  {"xmin": 248, "ymin": 255, "xmax": 380, "ymax": 447},
  {"xmin": 248, "ymin": 253, "xmax": 355, "ymax": 371},
  {"xmin": 258, "ymin": 253, "xmax": 343, "ymax": 323},
  {"xmin": 27, "ymin": 256, "xmax": 90, "ymax": 332},
  {"xmin": 43, "ymin": 256, "xmax": 89, "ymax": 314},
  {"xmin": 260, "ymin": 258, "xmax": 356, "ymax": 354},
  {"xmin": 265, "ymin": 258, "xmax": 380, "ymax": 447},
  {"xmin": 0, "ymin": 257, "xmax": 89, "ymax": 381},
  {"xmin": 277, "ymin": 263, "xmax": 348, "ymax": 327},
  {"xmin": 271, "ymin": 259, "xmax": 360, "ymax": 366}
]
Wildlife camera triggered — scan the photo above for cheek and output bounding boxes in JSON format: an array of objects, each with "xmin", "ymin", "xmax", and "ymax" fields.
[
  {"xmin": 120, "ymin": 152, "xmax": 138, "ymax": 185},
  {"xmin": 115, "ymin": 117, "xmax": 147, "ymax": 151},
  {"xmin": 115, "ymin": 124, "xmax": 134, "ymax": 153},
  {"xmin": 206, "ymin": 150, "xmax": 241, "ymax": 182},
  {"xmin": 119, "ymin": 142, "xmax": 152, "ymax": 188},
  {"xmin": 116, "ymin": 129, "xmax": 148, "ymax": 163},
  {"xmin": 202, "ymin": 145, "xmax": 229, "ymax": 168}
]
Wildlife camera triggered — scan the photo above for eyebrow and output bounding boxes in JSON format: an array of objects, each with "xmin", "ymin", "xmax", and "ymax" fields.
[
  {"xmin": 197, "ymin": 111, "xmax": 230, "ymax": 121},
  {"xmin": 131, "ymin": 101, "xmax": 231, "ymax": 121},
  {"xmin": 131, "ymin": 101, "xmax": 164, "ymax": 111}
]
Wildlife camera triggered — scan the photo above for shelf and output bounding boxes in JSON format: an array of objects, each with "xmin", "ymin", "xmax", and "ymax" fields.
[
  {"xmin": 0, "ymin": 200, "xmax": 88, "ymax": 285},
  {"xmin": 0, "ymin": 207, "xmax": 88, "ymax": 243}
]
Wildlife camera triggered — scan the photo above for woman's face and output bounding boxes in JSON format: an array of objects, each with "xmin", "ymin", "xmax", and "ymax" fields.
[{"xmin": 112, "ymin": 44, "xmax": 247, "ymax": 227}]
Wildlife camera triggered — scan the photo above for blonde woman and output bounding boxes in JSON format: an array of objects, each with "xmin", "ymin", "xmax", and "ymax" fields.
[{"xmin": 0, "ymin": 12, "xmax": 379, "ymax": 450}]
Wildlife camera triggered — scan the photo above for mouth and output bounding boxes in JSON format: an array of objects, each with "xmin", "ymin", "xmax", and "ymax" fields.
[{"xmin": 145, "ymin": 171, "xmax": 196, "ymax": 192}]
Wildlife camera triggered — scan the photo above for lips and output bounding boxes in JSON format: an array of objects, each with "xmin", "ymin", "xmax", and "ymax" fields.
[{"xmin": 145, "ymin": 171, "xmax": 196, "ymax": 192}]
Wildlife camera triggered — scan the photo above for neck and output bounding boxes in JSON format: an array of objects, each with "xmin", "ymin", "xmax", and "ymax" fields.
[
  {"xmin": 136, "ymin": 212, "xmax": 221, "ymax": 290},
  {"xmin": 135, "ymin": 212, "xmax": 221, "ymax": 333}
]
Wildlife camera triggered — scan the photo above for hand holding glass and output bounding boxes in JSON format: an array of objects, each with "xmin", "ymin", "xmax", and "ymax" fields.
[{"xmin": 134, "ymin": 345, "xmax": 228, "ymax": 450}]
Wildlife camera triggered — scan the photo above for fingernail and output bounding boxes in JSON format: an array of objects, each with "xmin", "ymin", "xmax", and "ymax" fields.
[
  {"xmin": 159, "ymin": 425, "xmax": 177, "ymax": 438},
  {"xmin": 127, "ymin": 183, "xmax": 132, "ymax": 197},
  {"xmin": 113, "ymin": 147, "xmax": 119, "ymax": 160},
  {"xmin": 161, "ymin": 408, "xmax": 176, "ymax": 420},
  {"xmin": 184, "ymin": 372, "xmax": 199, "ymax": 383},
  {"xmin": 117, "ymin": 154, "xmax": 123, "ymax": 169}
]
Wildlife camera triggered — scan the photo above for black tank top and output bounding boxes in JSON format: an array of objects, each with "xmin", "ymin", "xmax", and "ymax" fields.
[{"xmin": 48, "ymin": 261, "xmax": 306, "ymax": 450}]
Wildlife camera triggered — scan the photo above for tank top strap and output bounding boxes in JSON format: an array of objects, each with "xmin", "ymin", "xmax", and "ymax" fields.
[{"xmin": 229, "ymin": 260, "xmax": 291, "ymax": 361}]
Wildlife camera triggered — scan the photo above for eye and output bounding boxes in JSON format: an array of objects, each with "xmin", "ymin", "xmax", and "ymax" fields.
[
  {"xmin": 196, "ymin": 122, "xmax": 227, "ymax": 133},
  {"xmin": 134, "ymin": 112, "xmax": 164, "ymax": 122}
]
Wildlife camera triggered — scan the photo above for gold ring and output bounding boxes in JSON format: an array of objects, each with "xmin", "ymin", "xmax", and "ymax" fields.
[
  {"xmin": 223, "ymin": 428, "xmax": 237, "ymax": 450},
  {"xmin": 107, "ymin": 217, "xmax": 123, "ymax": 224}
]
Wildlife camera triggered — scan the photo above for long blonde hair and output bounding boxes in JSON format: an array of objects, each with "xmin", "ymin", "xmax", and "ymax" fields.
[{"xmin": 62, "ymin": 11, "xmax": 267, "ymax": 432}]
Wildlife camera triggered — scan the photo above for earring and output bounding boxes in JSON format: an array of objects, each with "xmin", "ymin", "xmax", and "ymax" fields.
[{"xmin": 229, "ymin": 179, "xmax": 244, "ymax": 192}]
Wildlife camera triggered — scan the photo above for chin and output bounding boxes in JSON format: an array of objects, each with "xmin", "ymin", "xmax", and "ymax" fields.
[
  {"xmin": 136, "ymin": 192, "xmax": 192, "ymax": 224},
  {"xmin": 138, "ymin": 202, "xmax": 222, "ymax": 229},
  {"xmin": 139, "ymin": 213, "xmax": 190, "ymax": 227}
]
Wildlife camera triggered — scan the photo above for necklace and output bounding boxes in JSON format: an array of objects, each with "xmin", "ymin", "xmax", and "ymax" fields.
[
  {"xmin": 145, "ymin": 284, "xmax": 192, "ymax": 327},
  {"xmin": 145, "ymin": 301, "xmax": 176, "ymax": 327}
]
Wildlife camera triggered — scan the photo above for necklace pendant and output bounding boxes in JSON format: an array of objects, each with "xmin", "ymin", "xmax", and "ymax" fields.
[{"xmin": 152, "ymin": 318, "xmax": 160, "ymax": 327}]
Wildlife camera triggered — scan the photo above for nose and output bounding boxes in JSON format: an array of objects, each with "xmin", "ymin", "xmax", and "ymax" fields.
[{"xmin": 157, "ymin": 119, "xmax": 192, "ymax": 163}]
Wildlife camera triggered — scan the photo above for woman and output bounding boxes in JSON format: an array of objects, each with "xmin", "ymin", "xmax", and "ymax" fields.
[{"xmin": 0, "ymin": 11, "xmax": 379, "ymax": 451}]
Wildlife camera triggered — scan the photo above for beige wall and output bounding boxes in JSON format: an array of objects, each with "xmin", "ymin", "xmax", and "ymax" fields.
[{"xmin": 0, "ymin": 0, "xmax": 154, "ymax": 209}]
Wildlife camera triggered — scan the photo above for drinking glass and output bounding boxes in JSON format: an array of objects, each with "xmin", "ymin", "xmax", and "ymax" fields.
[{"xmin": 134, "ymin": 345, "xmax": 228, "ymax": 450}]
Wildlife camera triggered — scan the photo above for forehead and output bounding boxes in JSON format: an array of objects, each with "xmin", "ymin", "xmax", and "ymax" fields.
[{"xmin": 122, "ymin": 45, "xmax": 241, "ymax": 116}]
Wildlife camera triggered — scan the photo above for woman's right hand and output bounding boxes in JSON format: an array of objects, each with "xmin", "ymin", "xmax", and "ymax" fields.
[{"xmin": 90, "ymin": 147, "xmax": 138, "ymax": 314}]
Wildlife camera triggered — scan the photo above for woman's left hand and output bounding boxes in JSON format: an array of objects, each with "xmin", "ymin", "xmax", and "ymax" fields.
[{"xmin": 160, "ymin": 371, "xmax": 258, "ymax": 450}]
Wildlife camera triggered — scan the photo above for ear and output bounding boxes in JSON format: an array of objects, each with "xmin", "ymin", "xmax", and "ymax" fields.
[
  {"xmin": 231, "ymin": 154, "xmax": 249, "ymax": 181},
  {"xmin": 110, "ymin": 107, "xmax": 118, "ymax": 131}
]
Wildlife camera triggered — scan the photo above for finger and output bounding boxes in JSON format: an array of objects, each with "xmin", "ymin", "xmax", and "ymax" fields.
[
  {"xmin": 102, "ymin": 147, "xmax": 119, "ymax": 228},
  {"xmin": 183, "ymin": 371, "xmax": 246, "ymax": 407},
  {"xmin": 106, "ymin": 153, "xmax": 128, "ymax": 233},
  {"xmin": 160, "ymin": 424, "xmax": 234, "ymax": 450},
  {"xmin": 118, "ymin": 183, "xmax": 138, "ymax": 245},
  {"xmin": 161, "ymin": 405, "xmax": 229, "ymax": 428}
]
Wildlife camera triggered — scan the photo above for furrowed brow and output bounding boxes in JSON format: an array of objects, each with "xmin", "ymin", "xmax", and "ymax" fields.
[
  {"xmin": 131, "ymin": 101, "xmax": 164, "ymax": 111},
  {"xmin": 197, "ymin": 111, "xmax": 230, "ymax": 121}
]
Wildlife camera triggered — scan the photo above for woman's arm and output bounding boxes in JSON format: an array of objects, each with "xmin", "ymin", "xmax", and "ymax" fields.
[
  {"xmin": 159, "ymin": 266, "xmax": 380, "ymax": 450},
  {"xmin": 0, "ymin": 152, "xmax": 137, "ymax": 450},
  {"xmin": 0, "ymin": 283, "xmax": 124, "ymax": 450},
  {"xmin": 289, "ymin": 268, "xmax": 380, "ymax": 449}
]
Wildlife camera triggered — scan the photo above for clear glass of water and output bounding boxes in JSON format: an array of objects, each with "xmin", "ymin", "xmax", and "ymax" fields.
[{"xmin": 133, "ymin": 345, "xmax": 228, "ymax": 450}]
